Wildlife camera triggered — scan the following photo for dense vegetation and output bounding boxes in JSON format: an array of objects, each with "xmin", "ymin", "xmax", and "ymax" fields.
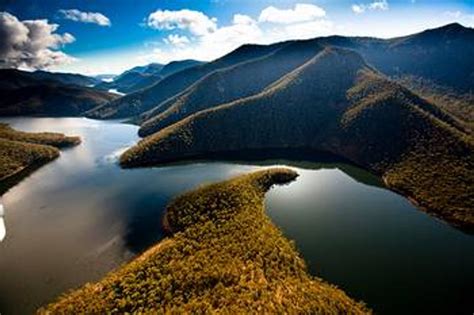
[
  {"xmin": 138, "ymin": 40, "xmax": 325, "ymax": 136},
  {"xmin": 0, "ymin": 124, "xmax": 80, "ymax": 183},
  {"xmin": 40, "ymin": 168, "xmax": 370, "ymax": 314},
  {"xmin": 86, "ymin": 43, "xmax": 285, "ymax": 119},
  {"xmin": 88, "ymin": 23, "xmax": 473, "ymax": 123},
  {"xmin": 121, "ymin": 47, "xmax": 474, "ymax": 230},
  {"xmin": 0, "ymin": 69, "xmax": 117, "ymax": 117}
]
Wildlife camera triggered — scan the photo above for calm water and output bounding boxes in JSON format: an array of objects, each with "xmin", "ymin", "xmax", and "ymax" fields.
[{"xmin": 0, "ymin": 118, "xmax": 472, "ymax": 315}]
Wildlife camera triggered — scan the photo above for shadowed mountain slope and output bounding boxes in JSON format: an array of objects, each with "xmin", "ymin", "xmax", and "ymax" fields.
[
  {"xmin": 138, "ymin": 40, "xmax": 326, "ymax": 136},
  {"xmin": 121, "ymin": 47, "xmax": 474, "ymax": 230},
  {"xmin": 86, "ymin": 43, "xmax": 287, "ymax": 119}
]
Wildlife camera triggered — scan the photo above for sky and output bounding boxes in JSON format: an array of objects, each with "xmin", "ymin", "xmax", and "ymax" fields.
[{"xmin": 1, "ymin": 0, "xmax": 473, "ymax": 75}]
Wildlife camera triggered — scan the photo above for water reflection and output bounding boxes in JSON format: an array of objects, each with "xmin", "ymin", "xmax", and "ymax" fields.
[{"xmin": 0, "ymin": 118, "xmax": 472, "ymax": 315}]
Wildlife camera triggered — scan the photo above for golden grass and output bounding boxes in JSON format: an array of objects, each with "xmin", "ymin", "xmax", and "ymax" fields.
[{"xmin": 39, "ymin": 168, "xmax": 370, "ymax": 314}]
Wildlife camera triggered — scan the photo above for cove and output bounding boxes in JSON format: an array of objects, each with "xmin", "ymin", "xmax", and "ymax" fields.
[{"xmin": 0, "ymin": 117, "xmax": 472, "ymax": 315}]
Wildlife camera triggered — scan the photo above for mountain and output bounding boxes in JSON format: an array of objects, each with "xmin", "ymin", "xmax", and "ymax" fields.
[
  {"xmin": 129, "ymin": 60, "xmax": 204, "ymax": 93},
  {"xmin": 32, "ymin": 70, "xmax": 100, "ymax": 87},
  {"xmin": 138, "ymin": 40, "xmax": 325, "ymax": 136},
  {"xmin": 121, "ymin": 47, "xmax": 474, "ymax": 230},
  {"xmin": 89, "ymin": 23, "xmax": 473, "ymax": 125},
  {"xmin": 93, "ymin": 60, "xmax": 204, "ymax": 95},
  {"xmin": 87, "ymin": 43, "xmax": 286, "ymax": 119},
  {"xmin": 0, "ymin": 69, "xmax": 118, "ymax": 116}
]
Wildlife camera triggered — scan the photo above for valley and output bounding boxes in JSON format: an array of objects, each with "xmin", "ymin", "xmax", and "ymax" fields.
[{"xmin": 0, "ymin": 20, "xmax": 472, "ymax": 315}]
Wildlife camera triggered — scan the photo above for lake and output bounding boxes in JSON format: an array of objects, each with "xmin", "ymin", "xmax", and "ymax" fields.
[{"xmin": 0, "ymin": 117, "xmax": 472, "ymax": 314}]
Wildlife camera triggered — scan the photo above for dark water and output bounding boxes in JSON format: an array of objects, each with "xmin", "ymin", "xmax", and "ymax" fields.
[{"xmin": 0, "ymin": 118, "xmax": 472, "ymax": 315}]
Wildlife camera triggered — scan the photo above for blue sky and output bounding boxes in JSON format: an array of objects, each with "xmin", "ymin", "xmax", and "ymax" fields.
[{"xmin": 1, "ymin": 0, "xmax": 473, "ymax": 75}]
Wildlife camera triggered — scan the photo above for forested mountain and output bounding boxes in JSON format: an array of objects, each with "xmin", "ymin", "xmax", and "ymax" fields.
[
  {"xmin": 31, "ymin": 70, "xmax": 100, "ymax": 87},
  {"xmin": 121, "ymin": 47, "xmax": 473, "ymax": 230},
  {"xmin": 86, "ymin": 43, "xmax": 286, "ymax": 118},
  {"xmin": 0, "ymin": 69, "xmax": 117, "ymax": 116},
  {"xmin": 90, "ymin": 23, "xmax": 473, "ymax": 126},
  {"xmin": 94, "ymin": 60, "xmax": 204, "ymax": 94},
  {"xmin": 138, "ymin": 40, "xmax": 326, "ymax": 136}
]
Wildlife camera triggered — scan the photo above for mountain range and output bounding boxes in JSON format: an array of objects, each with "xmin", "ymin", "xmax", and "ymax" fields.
[
  {"xmin": 0, "ymin": 69, "xmax": 117, "ymax": 116},
  {"xmin": 94, "ymin": 59, "xmax": 204, "ymax": 94},
  {"xmin": 118, "ymin": 23, "xmax": 473, "ymax": 230}
]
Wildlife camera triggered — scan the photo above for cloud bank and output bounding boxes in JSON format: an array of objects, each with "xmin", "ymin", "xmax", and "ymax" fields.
[
  {"xmin": 142, "ymin": 3, "xmax": 333, "ymax": 64},
  {"xmin": 59, "ymin": 9, "xmax": 111, "ymax": 26},
  {"xmin": 0, "ymin": 11, "xmax": 75, "ymax": 69}
]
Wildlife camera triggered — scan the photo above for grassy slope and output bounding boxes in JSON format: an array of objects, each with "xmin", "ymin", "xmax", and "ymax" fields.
[
  {"xmin": 121, "ymin": 48, "xmax": 474, "ymax": 229},
  {"xmin": 0, "ymin": 124, "xmax": 80, "ymax": 181},
  {"xmin": 40, "ymin": 168, "xmax": 370, "ymax": 314}
]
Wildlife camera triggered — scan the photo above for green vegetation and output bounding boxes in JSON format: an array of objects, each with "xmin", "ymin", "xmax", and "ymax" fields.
[
  {"xmin": 0, "ymin": 123, "xmax": 80, "ymax": 183},
  {"xmin": 39, "ymin": 168, "xmax": 370, "ymax": 314},
  {"xmin": 121, "ymin": 47, "xmax": 474, "ymax": 230}
]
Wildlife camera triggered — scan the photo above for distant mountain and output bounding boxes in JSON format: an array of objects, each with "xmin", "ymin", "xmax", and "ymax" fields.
[
  {"xmin": 87, "ymin": 43, "xmax": 286, "ymax": 119},
  {"xmin": 32, "ymin": 70, "xmax": 100, "ymax": 87},
  {"xmin": 121, "ymin": 47, "xmax": 473, "ymax": 230},
  {"xmin": 0, "ymin": 69, "xmax": 118, "ymax": 116},
  {"xmin": 93, "ymin": 60, "xmax": 204, "ymax": 95},
  {"xmin": 130, "ymin": 60, "xmax": 204, "ymax": 93}
]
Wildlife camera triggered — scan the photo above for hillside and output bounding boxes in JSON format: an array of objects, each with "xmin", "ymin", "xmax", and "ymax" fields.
[
  {"xmin": 86, "ymin": 43, "xmax": 286, "ymax": 119},
  {"xmin": 0, "ymin": 69, "xmax": 118, "ymax": 116},
  {"xmin": 0, "ymin": 123, "xmax": 80, "ymax": 188},
  {"xmin": 32, "ymin": 70, "xmax": 99, "ymax": 87},
  {"xmin": 0, "ymin": 84, "xmax": 118, "ymax": 116},
  {"xmin": 121, "ymin": 47, "xmax": 474, "ymax": 230},
  {"xmin": 39, "ymin": 168, "xmax": 370, "ymax": 314},
  {"xmin": 138, "ymin": 40, "xmax": 326, "ymax": 136},
  {"xmin": 87, "ymin": 23, "xmax": 473, "ymax": 123},
  {"xmin": 0, "ymin": 69, "xmax": 99, "ymax": 89}
]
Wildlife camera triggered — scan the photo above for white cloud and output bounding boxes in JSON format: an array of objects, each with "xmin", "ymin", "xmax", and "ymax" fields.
[
  {"xmin": 259, "ymin": 3, "xmax": 326, "ymax": 24},
  {"xmin": 59, "ymin": 9, "xmax": 111, "ymax": 26},
  {"xmin": 147, "ymin": 9, "xmax": 217, "ymax": 36},
  {"xmin": 0, "ymin": 11, "xmax": 76, "ymax": 69},
  {"xmin": 445, "ymin": 11, "xmax": 462, "ymax": 19},
  {"xmin": 164, "ymin": 34, "xmax": 190, "ymax": 47},
  {"xmin": 352, "ymin": 0, "xmax": 389, "ymax": 14},
  {"xmin": 141, "ymin": 5, "xmax": 333, "ymax": 65}
]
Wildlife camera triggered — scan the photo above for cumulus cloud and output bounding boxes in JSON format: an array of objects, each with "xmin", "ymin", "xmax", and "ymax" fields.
[
  {"xmin": 0, "ymin": 11, "xmax": 76, "ymax": 69},
  {"xmin": 59, "ymin": 9, "xmax": 111, "ymax": 26},
  {"xmin": 352, "ymin": 0, "xmax": 389, "ymax": 14},
  {"xmin": 164, "ymin": 34, "xmax": 190, "ymax": 47},
  {"xmin": 147, "ymin": 9, "xmax": 217, "ymax": 36},
  {"xmin": 142, "ymin": 4, "xmax": 333, "ymax": 65},
  {"xmin": 258, "ymin": 3, "xmax": 326, "ymax": 24}
]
